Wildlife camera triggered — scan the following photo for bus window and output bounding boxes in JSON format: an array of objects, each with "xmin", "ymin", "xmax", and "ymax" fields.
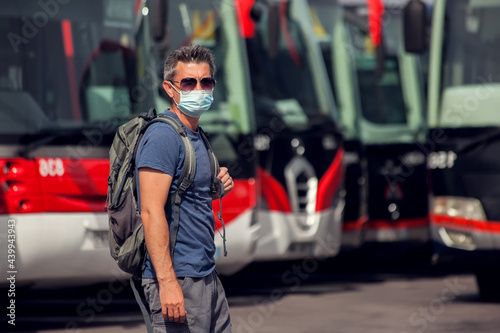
[{"xmin": 246, "ymin": 2, "xmax": 324, "ymax": 130}]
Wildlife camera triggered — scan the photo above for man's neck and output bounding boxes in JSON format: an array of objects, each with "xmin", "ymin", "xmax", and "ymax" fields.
[{"xmin": 169, "ymin": 106, "xmax": 199, "ymax": 132}]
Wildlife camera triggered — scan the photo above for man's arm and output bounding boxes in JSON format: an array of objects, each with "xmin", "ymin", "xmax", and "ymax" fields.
[{"xmin": 139, "ymin": 167, "xmax": 186, "ymax": 323}]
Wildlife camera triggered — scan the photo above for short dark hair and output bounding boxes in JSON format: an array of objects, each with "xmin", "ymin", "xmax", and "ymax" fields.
[{"xmin": 163, "ymin": 44, "xmax": 216, "ymax": 81}]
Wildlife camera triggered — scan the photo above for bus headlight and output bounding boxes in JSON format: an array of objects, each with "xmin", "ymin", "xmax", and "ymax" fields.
[
  {"xmin": 432, "ymin": 196, "xmax": 486, "ymax": 251},
  {"xmin": 438, "ymin": 228, "xmax": 475, "ymax": 251},
  {"xmin": 433, "ymin": 196, "xmax": 486, "ymax": 220}
]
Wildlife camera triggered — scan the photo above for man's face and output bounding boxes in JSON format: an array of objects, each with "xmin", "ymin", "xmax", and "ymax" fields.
[{"xmin": 163, "ymin": 61, "xmax": 213, "ymax": 102}]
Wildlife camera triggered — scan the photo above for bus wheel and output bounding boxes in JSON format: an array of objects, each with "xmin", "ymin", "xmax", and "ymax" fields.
[{"xmin": 475, "ymin": 268, "xmax": 500, "ymax": 301}]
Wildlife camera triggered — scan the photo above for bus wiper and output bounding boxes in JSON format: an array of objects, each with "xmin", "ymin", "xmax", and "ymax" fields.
[
  {"xmin": 456, "ymin": 128, "xmax": 500, "ymax": 154},
  {"xmin": 19, "ymin": 133, "xmax": 60, "ymax": 158},
  {"xmin": 204, "ymin": 118, "xmax": 236, "ymax": 126},
  {"xmin": 85, "ymin": 114, "xmax": 138, "ymax": 128},
  {"xmin": 18, "ymin": 124, "xmax": 104, "ymax": 158}
]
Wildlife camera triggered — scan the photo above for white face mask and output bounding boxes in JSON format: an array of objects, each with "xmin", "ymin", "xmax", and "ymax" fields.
[{"xmin": 170, "ymin": 84, "xmax": 214, "ymax": 118}]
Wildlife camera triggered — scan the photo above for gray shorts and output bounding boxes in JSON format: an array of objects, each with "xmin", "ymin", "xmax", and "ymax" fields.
[{"xmin": 142, "ymin": 270, "xmax": 232, "ymax": 333}]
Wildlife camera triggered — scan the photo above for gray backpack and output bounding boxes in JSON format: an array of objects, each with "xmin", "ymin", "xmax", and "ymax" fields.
[{"xmin": 105, "ymin": 108, "xmax": 223, "ymax": 276}]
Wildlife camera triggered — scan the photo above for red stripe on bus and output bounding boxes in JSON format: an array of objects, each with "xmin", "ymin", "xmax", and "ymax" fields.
[
  {"xmin": 316, "ymin": 147, "xmax": 344, "ymax": 211},
  {"xmin": 134, "ymin": 0, "xmax": 142, "ymax": 16},
  {"xmin": 367, "ymin": 217, "xmax": 429, "ymax": 230},
  {"xmin": 431, "ymin": 214, "xmax": 500, "ymax": 233},
  {"xmin": 367, "ymin": 0, "xmax": 384, "ymax": 46},
  {"xmin": 258, "ymin": 167, "xmax": 292, "ymax": 212},
  {"xmin": 62, "ymin": 20, "xmax": 81, "ymax": 121},
  {"xmin": 62, "ymin": 20, "xmax": 74, "ymax": 56},
  {"xmin": 236, "ymin": 0, "xmax": 256, "ymax": 38},
  {"xmin": 343, "ymin": 215, "xmax": 369, "ymax": 232}
]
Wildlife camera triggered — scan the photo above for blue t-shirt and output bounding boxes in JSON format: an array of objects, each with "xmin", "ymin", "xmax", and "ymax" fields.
[{"xmin": 136, "ymin": 111, "xmax": 215, "ymax": 278}]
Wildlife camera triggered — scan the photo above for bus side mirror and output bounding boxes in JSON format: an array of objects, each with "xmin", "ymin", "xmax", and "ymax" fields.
[
  {"xmin": 404, "ymin": 0, "xmax": 427, "ymax": 54},
  {"xmin": 152, "ymin": 0, "xmax": 168, "ymax": 42}
]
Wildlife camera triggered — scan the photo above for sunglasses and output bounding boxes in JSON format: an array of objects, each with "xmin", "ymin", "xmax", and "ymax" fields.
[{"xmin": 169, "ymin": 77, "xmax": 216, "ymax": 91}]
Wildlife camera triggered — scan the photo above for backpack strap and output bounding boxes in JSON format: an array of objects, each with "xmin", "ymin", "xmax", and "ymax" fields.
[
  {"xmin": 145, "ymin": 113, "xmax": 196, "ymax": 258},
  {"xmin": 199, "ymin": 127, "xmax": 227, "ymax": 257},
  {"xmin": 130, "ymin": 276, "xmax": 153, "ymax": 333},
  {"xmin": 199, "ymin": 126, "xmax": 220, "ymax": 196}
]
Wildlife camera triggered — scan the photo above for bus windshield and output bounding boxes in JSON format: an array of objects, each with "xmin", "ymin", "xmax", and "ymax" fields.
[
  {"xmin": 246, "ymin": 1, "xmax": 329, "ymax": 130},
  {"xmin": 159, "ymin": 0, "xmax": 249, "ymax": 135},
  {"xmin": 437, "ymin": 0, "xmax": 500, "ymax": 127},
  {"xmin": 307, "ymin": 0, "xmax": 339, "ymax": 107},
  {"xmin": 0, "ymin": 0, "xmax": 151, "ymax": 136},
  {"xmin": 344, "ymin": 6, "xmax": 407, "ymax": 125},
  {"xmin": 443, "ymin": 0, "xmax": 500, "ymax": 89}
]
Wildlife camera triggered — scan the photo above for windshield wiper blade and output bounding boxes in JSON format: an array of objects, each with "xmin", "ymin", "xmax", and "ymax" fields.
[
  {"xmin": 18, "ymin": 124, "xmax": 104, "ymax": 158},
  {"xmin": 87, "ymin": 114, "xmax": 138, "ymax": 126},
  {"xmin": 18, "ymin": 132, "xmax": 62, "ymax": 158},
  {"xmin": 456, "ymin": 128, "xmax": 500, "ymax": 154},
  {"xmin": 204, "ymin": 118, "xmax": 236, "ymax": 126}
]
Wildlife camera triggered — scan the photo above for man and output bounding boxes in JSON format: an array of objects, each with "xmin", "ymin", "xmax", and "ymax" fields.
[{"xmin": 136, "ymin": 44, "xmax": 233, "ymax": 332}]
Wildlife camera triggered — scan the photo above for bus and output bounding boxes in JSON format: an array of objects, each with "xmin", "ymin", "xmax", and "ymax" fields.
[
  {"xmin": 310, "ymin": 0, "xmax": 428, "ymax": 255},
  {"xmin": 0, "ymin": 0, "xmax": 259, "ymax": 287},
  {"xmin": 405, "ymin": 0, "xmax": 500, "ymax": 299},
  {"xmin": 234, "ymin": 0, "xmax": 346, "ymax": 261},
  {"xmin": 307, "ymin": 0, "xmax": 368, "ymax": 252}
]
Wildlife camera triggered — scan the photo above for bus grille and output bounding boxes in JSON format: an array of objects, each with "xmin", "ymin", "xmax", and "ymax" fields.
[{"xmin": 285, "ymin": 156, "xmax": 318, "ymax": 214}]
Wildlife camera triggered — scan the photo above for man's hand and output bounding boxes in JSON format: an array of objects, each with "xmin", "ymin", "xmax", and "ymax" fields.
[
  {"xmin": 217, "ymin": 167, "xmax": 234, "ymax": 196},
  {"xmin": 159, "ymin": 279, "xmax": 187, "ymax": 323}
]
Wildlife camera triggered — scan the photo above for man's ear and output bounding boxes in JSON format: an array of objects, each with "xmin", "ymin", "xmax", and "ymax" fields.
[{"xmin": 163, "ymin": 81, "xmax": 174, "ymax": 99}]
